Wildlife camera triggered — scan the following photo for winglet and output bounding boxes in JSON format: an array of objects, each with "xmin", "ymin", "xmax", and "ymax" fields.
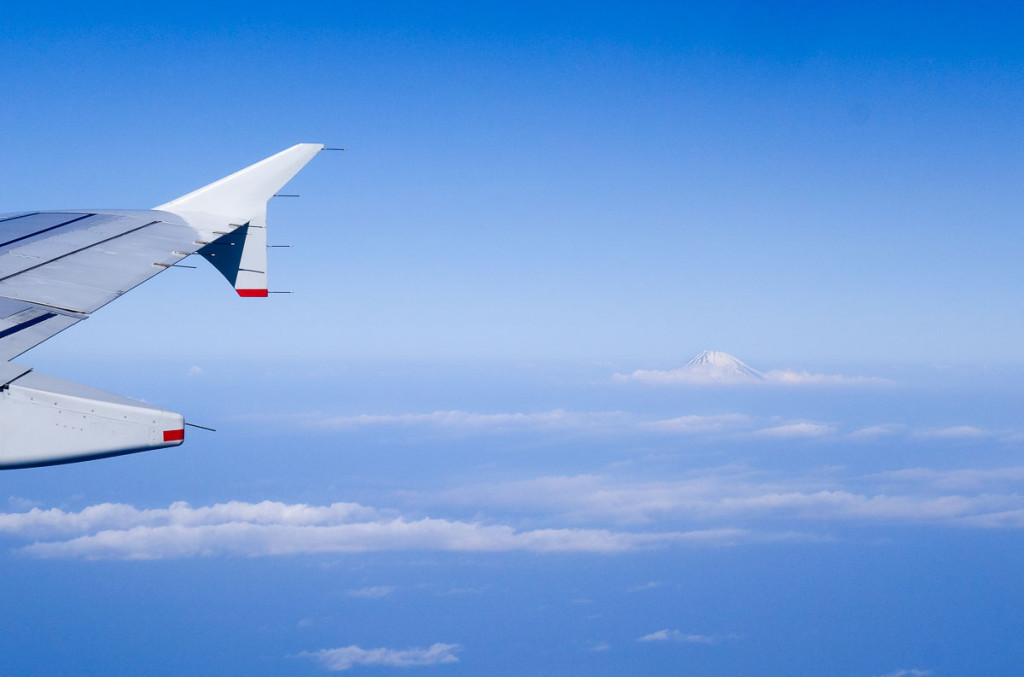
[
  {"xmin": 155, "ymin": 143, "xmax": 324, "ymax": 226},
  {"xmin": 155, "ymin": 143, "xmax": 324, "ymax": 297}
]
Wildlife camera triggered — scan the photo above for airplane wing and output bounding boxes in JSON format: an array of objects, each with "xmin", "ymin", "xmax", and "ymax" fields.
[{"xmin": 0, "ymin": 143, "xmax": 325, "ymax": 468}]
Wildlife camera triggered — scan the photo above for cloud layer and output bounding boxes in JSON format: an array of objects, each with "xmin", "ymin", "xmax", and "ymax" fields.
[
  {"xmin": 421, "ymin": 466, "xmax": 1024, "ymax": 528},
  {"xmin": 6, "ymin": 463, "xmax": 1024, "ymax": 560},
  {"xmin": 0, "ymin": 500, "xmax": 740, "ymax": 560}
]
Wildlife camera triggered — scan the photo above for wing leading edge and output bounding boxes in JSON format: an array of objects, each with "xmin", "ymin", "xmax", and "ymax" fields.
[{"xmin": 0, "ymin": 143, "xmax": 324, "ymax": 468}]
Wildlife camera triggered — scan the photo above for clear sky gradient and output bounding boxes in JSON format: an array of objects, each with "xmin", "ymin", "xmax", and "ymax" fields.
[
  {"xmin": 2, "ymin": 2, "xmax": 1024, "ymax": 676},
  {"xmin": 3, "ymin": 1, "xmax": 1024, "ymax": 363}
]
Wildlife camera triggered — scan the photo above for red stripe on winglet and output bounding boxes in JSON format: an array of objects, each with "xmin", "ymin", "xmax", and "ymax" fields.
[
  {"xmin": 163, "ymin": 429, "xmax": 185, "ymax": 442},
  {"xmin": 236, "ymin": 288, "xmax": 269, "ymax": 297}
]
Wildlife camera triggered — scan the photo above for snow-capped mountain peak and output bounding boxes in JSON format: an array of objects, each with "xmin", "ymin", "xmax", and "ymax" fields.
[{"xmin": 684, "ymin": 351, "xmax": 764, "ymax": 380}]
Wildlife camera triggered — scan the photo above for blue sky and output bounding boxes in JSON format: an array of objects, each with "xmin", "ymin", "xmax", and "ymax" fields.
[
  {"xmin": 4, "ymin": 0, "xmax": 1024, "ymax": 364},
  {"xmin": 3, "ymin": 1, "xmax": 1024, "ymax": 675}
]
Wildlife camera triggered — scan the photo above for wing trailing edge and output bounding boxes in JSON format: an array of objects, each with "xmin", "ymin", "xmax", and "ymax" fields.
[{"xmin": 0, "ymin": 370, "xmax": 184, "ymax": 469}]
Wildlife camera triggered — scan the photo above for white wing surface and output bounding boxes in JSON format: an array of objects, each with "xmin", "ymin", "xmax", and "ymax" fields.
[{"xmin": 0, "ymin": 143, "xmax": 324, "ymax": 468}]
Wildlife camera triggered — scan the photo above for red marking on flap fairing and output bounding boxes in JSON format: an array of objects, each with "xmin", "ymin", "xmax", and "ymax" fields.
[
  {"xmin": 236, "ymin": 288, "xmax": 269, "ymax": 297},
  {"xmin": 163, "ymin": 429, "xmax": 185, "ymax": 442}
]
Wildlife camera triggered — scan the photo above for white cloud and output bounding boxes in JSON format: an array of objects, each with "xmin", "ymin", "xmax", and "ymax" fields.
[
  {"xmin": 849, "ymin": 424, "xmax": 905, "ymax": 439},
  {"xmin": 762, "ymin": 370, "xmax": 892, "ymax": 386},
  {"xmin": 299, "ymin": 643, "xmax": 460, "ymax": 671},
  {"xmin": 644, "ymin": 414, "xmax": 755, "ymax": 434},
  {"xmin": 0, "ymin": 500, "xmax": 380, "ymax": 539},
  {"xmin": 750, "ymin": 421, "xmax": 836, "ymax": 438},
  {"xmin": 874, "ymin": 669, "xmax": 931, "ymax": 677},
  {"xmin": 647, "ymin": 415, "xmax": 1003, "ymax": 441},
  {"xmin": 0, "ymin": 499, "xmax": 740, "ymax": 560},
  {"xmin": 346, "ymin": 586, "xmax": 396, "ymax": 599},
  {"xmin": 647, "ymin": 415, "xmax": 837, "ymax": 438},
  {"xmin": 637, "ymin": 629, "xmax": 728, "ymax": 644}
]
